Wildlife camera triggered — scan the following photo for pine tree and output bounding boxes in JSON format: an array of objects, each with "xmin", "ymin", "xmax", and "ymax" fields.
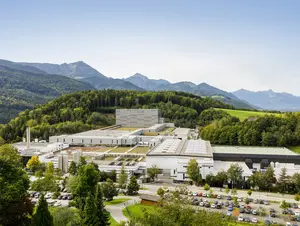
[
  {"xmin": 127, "ymin": 175, "xmax": 140, "ymax": 195},
  {"xmin": 118, "ymin": 163, "xmax": 128, "ymax": 189},
  {"xmin": 31, "ymin": 193, "xmax": 54, "ymax": 226},
  {"xmin": 95, "ymin": 184, "xmax": 110, "ymax": 226},
  {"xmin": 278, "ymin": 167, "xmax": 289, "ymax": 193},
  {"xmin": 68, "ymin": 161, "xmax": 78, "ymax": 175},
  {"xmin": 82, "ymin": 193, "xmax": 97, "ymax": 226}
]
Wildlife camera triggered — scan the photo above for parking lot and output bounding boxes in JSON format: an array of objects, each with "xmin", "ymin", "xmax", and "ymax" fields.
[
  {"xmin": 29, "ymin": 191, "xmax": 70, "ymax": 207},
  {"xmin": 188, "ymin": 192, "xmax": 299, "ymax": 225}
]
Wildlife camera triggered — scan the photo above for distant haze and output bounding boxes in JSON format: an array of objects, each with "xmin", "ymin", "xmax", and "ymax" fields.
[{"xmin": 1, "ymin": 1, "xmax": 300, "ymax": 94}]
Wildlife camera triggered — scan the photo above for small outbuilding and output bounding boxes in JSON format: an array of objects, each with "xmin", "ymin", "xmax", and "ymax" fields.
[{"xmin": 140, "ymin": 194, "xmax": 161, "ymax": 206}]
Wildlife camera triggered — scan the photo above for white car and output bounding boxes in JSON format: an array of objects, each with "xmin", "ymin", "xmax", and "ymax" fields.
[
  {"xmin": 286, "ymin": 222, "xmax": 291, "ymax": 226},
  {"xmin": 295, "ymin": 211, "xmax": 300, "ymax": 216},
  {"xmin": 252, "ymin": 218, "xmax": 258, "ymax": 223},
  {"xmin": 53, "ymin": 201, "xmax": 61, "ymax": 207},
  {"xmin": 238, "ymin": 215, "xmax": 244, "ymax": 221},
  {"xmin": 237, "ymin": 197, "xmax": 242, "ymax": 202},
  {"xmin": 45, "ymin": 193, "xmax": 52, "ymax": 199},
  {"xmin": 211, "ymin": 204, "xmax": 216, "ymax": 208},
  {"xmin": 192, "ymin": 192, "xmax": 197, "ymax": 196},
  {"xmin": 199, "ymin": 202, "xmax": 204, "ymax": 207}
]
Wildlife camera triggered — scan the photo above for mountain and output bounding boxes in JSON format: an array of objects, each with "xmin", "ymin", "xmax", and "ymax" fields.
[
  {"xmin": 21, "ymin": 61, "xmax": 142, "ymax": 91},
  {"xmin": 126, "ymin": 73, "xmax": 254, "ymax": 109},
  {"xmin": 0, "ymin": 65, "xmax": 94, "ymax": 123},
  {"xmin": 233, "ymin": 89, "xmax": 300, "ymax": 111},
  {"xmin": 0, "ymin": 59, "xmax": 47, "ymax": 74},
  {"xmin": 126, "ymin": 73, "xmax": 170, "ymax": 90}
]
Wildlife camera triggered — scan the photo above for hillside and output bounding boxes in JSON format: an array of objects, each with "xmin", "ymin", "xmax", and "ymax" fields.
[
  {"xmin": 0, "ymin": 90, "xmax": 231, "ymax": 142},
  {"xmin": 233, "ymin": 89, "xmax": 300, "ymax": 111},
  {"xmin": 21, "ymin": 61, "xmax": 142, "ymax": 91},
  {"xmin": 126, "ymin": 74, "xmax": 254, "ymax": 109},
  {"xmin": 0, "ymin": 65, "xmax": 94, "ymax": 123}
]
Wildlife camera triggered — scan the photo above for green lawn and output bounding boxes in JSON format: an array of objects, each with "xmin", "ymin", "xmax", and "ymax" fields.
[
  {"xmin": 289, "ymin": 146, "xmax": 300, "ymax": 154},
  {"xmin": 215, "ymin": 108, "xmax": 281, "ymax": 121},
  {"xmin": 122, "ymin": 204, "xmax": 156, "ymax": 219},
  {"xmin": 109, "ymin": 214, "xmax": 120, "ymax": 226},
  {"xmin": 116, "ymin": 127, "xmax": 140, "ymax": 131},
  {"xmin": 105, "ymin": 198, "xmax": 131, "ymax": 205},
  {"xmin": 129, "ymin": 146, "xmax": 149, "ymax": 154},
  {"xmin": 109, "ymin": 147, "xmax": 131, "ymax": 153}
]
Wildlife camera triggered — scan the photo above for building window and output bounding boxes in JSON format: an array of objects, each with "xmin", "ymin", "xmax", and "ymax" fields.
[
  {"xmin": 117, "ymin": 140, "xmax": 118, "ymax": 144},
  {"xmin": 82, "ymin": 139, "xmax": 84, "ymax": 143},
  {"xmin": 183, "ymin": 173, "xmax": 185, "ymax": 179},
  {"xmin": 125, "ymin": 140, "xmax": 127, "ymax": 144},
  {"xmin": 72, "ymin": 139, "xmax": 73, "ymax": 143},
  {"xmin": 112, "ymin": 140, "xmax": 113, "ymax": 144},
  {"xmin": 90, "ymin": 139, "xmax": 92, "ymax": 144},
  {"xmin": 174, "ymin": 170, "xmax": 175, "ymax": 174},
  {"xmin": 57, "ymin": 139, "xmax": 59, "ymax": 142},
  {"xmin": 140, "ymin": 138, "xmax": 142, "ymax": 142},
  {"xmin": 100, "ymin": 140, "xmax": 102, "ymax": 144}
]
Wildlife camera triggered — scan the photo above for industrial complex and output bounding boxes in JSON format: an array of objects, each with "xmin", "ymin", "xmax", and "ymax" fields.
[{"xmin": 14, "ymin": 109, "xmax": 300, "ymax": 182}]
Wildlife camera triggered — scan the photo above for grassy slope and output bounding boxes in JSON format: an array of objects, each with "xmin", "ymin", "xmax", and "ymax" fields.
[
  {"xmin": 289, "ymin": 146, "xmax": 300, "ymax": 154},
  {"xmin": 105, "ymin": 198, "xmax": 131, "ymax": 205},
  {"xmin": 215, "ymin": 108, "xmax": 281, "ymax": 121}
]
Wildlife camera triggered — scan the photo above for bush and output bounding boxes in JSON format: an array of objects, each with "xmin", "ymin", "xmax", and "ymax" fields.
[{"xmin": 295, "ymin": 194, "xmax": 300, "ymax": 201}]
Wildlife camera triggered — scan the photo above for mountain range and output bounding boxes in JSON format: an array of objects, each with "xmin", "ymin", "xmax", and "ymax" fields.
[{"xmin": 1, "ymin": 59, "xmax": 300, "ymax": 122}]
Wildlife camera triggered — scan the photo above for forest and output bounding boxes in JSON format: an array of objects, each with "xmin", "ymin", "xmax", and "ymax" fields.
[
  {"xmin": 199, "ymin": 108, "xmax": 300, "ymax": 147},
  {"xmin": 0, "ymin": 90, "xmax": 230, "ymax": 143}
]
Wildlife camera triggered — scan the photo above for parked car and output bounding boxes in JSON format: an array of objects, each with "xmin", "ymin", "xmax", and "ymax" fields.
[
  {"xmin": 264, "ymin": 220, "xmax": 271, "ymax": 226},
  {"xmin": 226, "ymin": 212, "xmax": 232, "ymax": 216},
  {"xmin": 244, "ymin": 217, "xmax": 250, "ymax": 222},
  {"xmin": 292, "ymin": 223, "xmax": 298, "ymax": 226},
  {"xmin": 293, "ymin": 203, "xmax": 299, "ymax": 209},
  {"xmin": 263, "ymin": 200, "xmax": 269, "ymax": 205},
  {"xmin": 288, "ymin": 209, "xmax": 295, "ymax": 215},
  {"xmin": 252, "ymin": 218, "xmax": 258, "ymax": 223},
  {"xmin": 202, "ymin": 193, "xmax": 207, "ymax": 197},
  {"xmin": 224, "ymin": 201, "xmax": 229, "ymax": 207},
  {"xmin": 205, "ymin": 202, "xmax": 210, "ymax": 208},
  {"xmin": 239, "ymin": 208, "xmax": 245, "ymax": 213},
  {"xmin": 282, "ymin": 209, "xmax": 289, "ymax": 214},
  {"xmin": 228, "ymin": 206, "xmax": 233, "ymax": 211},
  {"xmin": 286, "ymin": 222, "xmax": 291, "ymax": 226},
  {"xmin": 192, "ymin": 192, "xmax": 197, "ymax": 196},
  {"xmin": 216, "ymin": 204, "xmax": 222, "ymax": 209},
  {"xmin": 270, "ymin": 212, "xmax": 276, "ymax": 218},
  {"xmin": 45, "ymin": 193, "xmax": 52, "ymax": 199},
  {"xmin": 53, "ymin": 201, "xmax": 61, "ymax": 207},
  {"xmin": 237, "ymin": 197, "xmax": 242, "ymax": 202},
  {"xmin": 238, "ymin": 215, "xmax": 244, "ymax": 221},
  {"xmin": 244, "ymin": 208, "xmax": 251, "ymax": 214},
  {"xmin": 227, "ymin": 196, "xmax": 232, "ymax": 200},
  {"xmin": 217, "ymin": 195, "xmax": 222, "ymax": 199},
  {"xmin": 34, "ymin": 192, "xmax": 40, "ymax": 198},
  {"xmin": 252, "ymin": 209, "xmax": 258, "ymax": 215},
  {"xmin": 211, "ymin": 204, "xmax": 216, "ymax": 209},
  {"xmin": 253, "ymin": 199, "xmax": 258, "ymax": 204},
  {"xmin": 199, "ymin": 202, "xmax": 204, "ymax": 207},
  {"xmin": 197, "ymin": 192, "xmax": 202, "ymax": 197}
]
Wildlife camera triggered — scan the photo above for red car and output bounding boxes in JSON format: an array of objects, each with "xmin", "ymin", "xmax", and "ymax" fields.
[{"xmin": 197, "ymin": 192, "xmax": 202, "ymax": 197}]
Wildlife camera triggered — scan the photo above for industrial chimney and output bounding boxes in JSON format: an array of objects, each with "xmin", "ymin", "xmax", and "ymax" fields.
[{"xmin": 26, "ymin": 127, "xmax": 31, "ymax": 149}]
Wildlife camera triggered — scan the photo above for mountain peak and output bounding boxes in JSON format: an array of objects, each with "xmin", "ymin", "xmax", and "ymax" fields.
[{"xmin": 132, "ymin": 73, "xmax": 148, "ymax": 79}]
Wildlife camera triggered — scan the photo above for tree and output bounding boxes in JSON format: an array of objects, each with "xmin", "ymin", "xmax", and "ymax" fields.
[
  {"xmin": 95, "ymin": 184, "xmax": 110, "ymax": 226},
  {"xmin": 225, "ymin": 186, "xmax": 230, "ymax": 194},
  {"xmin": 50, "ymin": 207, "xmax": 81, "ymax": 226},
  {"xmin": 118, "ymin": 163, "xmax": 128, "ymax": 189},
  {"xmin": 147, "ymin": 165, "xmax": 160, "ymax": 182},
  {"xmin": 231, "ymin": 188, "xmax": 238, "ymax": 196},
  {"xmin": 247, "ymin": 190, "xmax": 252, "ymax": 196},
  {"xmin": 82, "ymin": 193, "xmax": 98, "ymax": 226},
  {"xmin": 31, "ymin": 193, "xmax": 54, "ymax": 226},
  {"xmin": 277, "ymin": 167, "xmax": 289, "ymax": 194},
  {"xmin": 280, "ymin": 200, "xmax": 289, "ymax": 210},
  {"xmin": 203, "ymin": 183, "xmax": 210, "ymax": 191},
  {"xmin": 66, "ymin": 175, "xmax": 79, "ymax": 193},
  {"xmin": 186, "ymin": 159, "xmax": 202, "ymax": 186},
  {"xmin": 127, "ymin": 176, "xmax": 140, "ymax": 195},
  {"xmin": 73, "ymin": 164, "xmax": 99, "ymax": 211},
  {"xmin": 78, "ymin": 156, "xmax": 87, "ymax": 168},
  {"xmin": 102, "ymin": 178, "xmax": 118, "ymax": 201},
  {"xmin": 0, "ymin": 145, "xmax": 33, "ymax": 226},
  {"xmin": 295, "ymin": 194, "xmax": 300, "ymax": 202},
  {"xmin": 157, "ymin": 188, "xmax": 165, "ymax": 197},
  {"xmin": 26, "ymin": 156, "xmax": 41, "ymax": 172},
  {"xmin": 227, "ymin": 163, "xmax": 243, "ymax": 188},
  {"xmin": 292, "ymin": 173, "xmax": 300, "ymax": 193},
  {"xmin": 0, "ymin": 136, "xmax": 5, "ymax": 146},
  {"xmin": 68, "ymin": 161, "xmax": 78, "ymax": 175}
]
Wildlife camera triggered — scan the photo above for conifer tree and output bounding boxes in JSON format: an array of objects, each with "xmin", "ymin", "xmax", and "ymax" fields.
[
  {"xmin": 95, "ymin": 184, "xmax": 110, "ymax": 226},
  {"xmin": 68, "ymin": 161, "xmax": 78, "ymax": 175},
  {"xmin": 127, "ymin": 175, "xmax": 140, "ymax": 195},
  {"xmin": 118, "ymin": 163, "xmax": 128, "ymax": 189},
  {"xmin": 31, "ymin": 193, "xmax": 54, "ymax": 226},
  {"xmin": 82, "ymin": 193, "xmax": 98, "ymax": 226}
]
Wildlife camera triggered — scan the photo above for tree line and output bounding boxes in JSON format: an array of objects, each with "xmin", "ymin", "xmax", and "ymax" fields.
[{"xmin": 200, "ymin": 108, "xmax": 300, "ymax": 147}]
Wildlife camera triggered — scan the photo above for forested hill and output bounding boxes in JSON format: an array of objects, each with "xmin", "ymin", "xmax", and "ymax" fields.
[
  {"xmin": 0, "ymin": 65, "xmax": 94, "ymax": 123},
  {"xmin": 0, "ymin": 90, "xmax": 231, "ymax": 143},
  {"xmin": 199, "ymin": 108, "xmax": 300, "ymax": 147}
]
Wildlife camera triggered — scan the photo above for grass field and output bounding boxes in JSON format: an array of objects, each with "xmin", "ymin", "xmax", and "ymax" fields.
[
  {"xmin": 215, "ymin": 108, "xmax": 281, "ymax": 121},
  {"xmin": 122, "ymin": 204, "xmax": 156, "ymax": 219},
  {"xmin": 289, "ymin": 146, "xmax": 300, "ymax": 154},
  {"xmin": 109, "ymin": 214, "xmax": 120, "ymax": 226},
  {"xmin": 103, "ymin": 156, "xmax": 118, "ymax": 161},
  {"xmin": 116, "ymin": 127, "xmax": 140, "ymax": 131},
  {"xmin": 105, "ymin": 198, "xmax": 131, "ymax": 205},
  {"xmin": 109, "ymin": 147, "xmax": 131, "ymax": 153},
  {"xmin": 66, "ymin": 146, "xmax": 111, "ymax": 152},
  {"xmin": 129, "ymin": 146, "xmax": 149, "ymax": 154}
]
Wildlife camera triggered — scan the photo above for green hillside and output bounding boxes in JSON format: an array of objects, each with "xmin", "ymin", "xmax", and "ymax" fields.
[
  {"xmin": 215, "ymin": 108, "xmax": 281, "ymax": 121},
  {"xmin": 0, "ymin": 65, "xmax": 94, "ymax": 123},
  {"xmin": 0, "ymin": 90, "xmax": 231, "ymax": 143}
]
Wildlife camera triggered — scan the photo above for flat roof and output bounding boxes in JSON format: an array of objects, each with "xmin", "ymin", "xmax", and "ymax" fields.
[
  {"xmin": 173, "ymin": 128, "xmax": 190, "ymax": 136},
  {"xmin": 147, "ymin": 139, "xmax": 213, "ymax": 158},
  {"xmin": 212, "ymin": 146, "xmax": 297, "ymax": 156}
]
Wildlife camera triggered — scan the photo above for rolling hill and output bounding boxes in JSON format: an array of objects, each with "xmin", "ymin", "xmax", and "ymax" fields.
[{"xmin": 0, "ymin": 65, "xmax": 94, "ymax": 123}]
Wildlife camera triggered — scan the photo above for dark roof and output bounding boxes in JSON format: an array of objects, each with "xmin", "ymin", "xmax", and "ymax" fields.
[{"xmin": 140, "ymin": 194, "xmax": 160, "ymax": 202}]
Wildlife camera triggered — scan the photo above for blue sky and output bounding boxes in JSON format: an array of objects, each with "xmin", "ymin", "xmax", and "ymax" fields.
[{"xmin": 1, "ymin": 0, "xmax": 300, "ymax": 94}]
